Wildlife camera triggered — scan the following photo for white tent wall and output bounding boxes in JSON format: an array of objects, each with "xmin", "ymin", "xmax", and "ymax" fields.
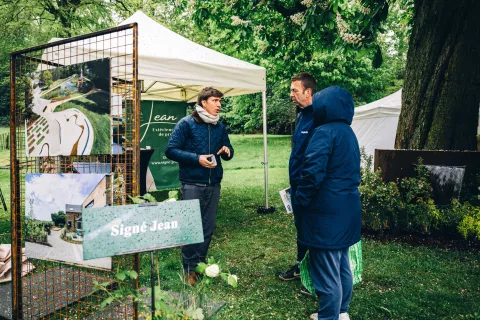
[
  {"xmin": 39, "ymin": 11, "xmax": 271, "ymax": 208},
  {"xmin": 351, "ymin": 90, "xmax": 402, "ymax": 158}
]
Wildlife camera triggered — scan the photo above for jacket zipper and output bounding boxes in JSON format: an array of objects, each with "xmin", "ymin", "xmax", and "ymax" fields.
[{"xmin": 208, "ymin": 124, "xmax": 211, "ymax": 185}]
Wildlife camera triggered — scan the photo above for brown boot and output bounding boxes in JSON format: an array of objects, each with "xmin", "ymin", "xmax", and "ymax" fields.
[{"xmin": 185, "ymin": 271, "xmax": 197, "ymax": 286}]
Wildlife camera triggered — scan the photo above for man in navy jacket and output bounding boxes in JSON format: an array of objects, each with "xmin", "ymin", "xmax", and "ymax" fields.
[
  {"xmin": 165, "ymin": 87, "xmax": 234, "ymax": 286},
  {"xmin": 294, "ymin": 86, "xmax": 361, "ymax": 320},
  {"xmin": 279, "ymin": 72, "xmax": 317, "ymax": 281}
]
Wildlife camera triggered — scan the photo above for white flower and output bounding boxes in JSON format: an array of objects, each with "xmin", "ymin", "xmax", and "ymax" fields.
[
  {"xmin": 290, "ymin": 12, "xmax": 305, "ymax": 25},
  {"xmin": 205, "ymin": 264, "xmax": 220, "ymax": 278},
  {"xmin": 231, "ymin": 16, "xmax": 250, "ymax": 26},
  {"xmin": 231, "ymin": 275, "xmax": 238, "ymax": 281},
  {"xmin": 301, "ymin": 0, "xmax": 313, "ymax": 8}
]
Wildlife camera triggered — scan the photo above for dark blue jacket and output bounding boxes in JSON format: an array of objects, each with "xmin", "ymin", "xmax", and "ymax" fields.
[
  {"xmin": 294, "ymin": 86, "xmax": 362, "ymax": 250},
  {"xmin": 289, "ymin": 104, "xmax": 315, "ymax": 188},
  {"xmin": 165, "ymin": 112, "xmax": 234, "ymax": 185}
]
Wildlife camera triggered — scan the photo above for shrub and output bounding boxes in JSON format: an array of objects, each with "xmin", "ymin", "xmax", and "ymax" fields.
[
  {"xmin": 359, "ymin": 149, "xmax": 401, "ymax": 231},
  {"xmin": 456, "ymin": 199, "xmax": 480, "ymax": 239},
  {"xmin": 24, "ymin": 220, "xmax": 53, "ymax": 244},
  {"xmin": 51, "ymin": 211, "xmax": 66, "ymax": 227},
  {"xmin": 359, "ymin": 150, "xmax": 480, "ymax": 239},
  {"xmin": 396, "ymin": 158, "xmax": 440, "ymax": 233}
]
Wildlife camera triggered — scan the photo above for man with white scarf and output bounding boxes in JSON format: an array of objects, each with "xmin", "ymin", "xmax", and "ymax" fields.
[{"xmin": 165, "ymin": 87, "xmax": 234, "ymax": 286}]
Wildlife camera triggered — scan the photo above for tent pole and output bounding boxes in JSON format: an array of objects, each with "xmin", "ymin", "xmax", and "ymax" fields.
[
  {"xmin": 262, "ymin": 91, "xmax": 269, "ymax": 208},
  {"xmin": 258, "ymin": 91, "xmax": 275, "ymax": 214}
]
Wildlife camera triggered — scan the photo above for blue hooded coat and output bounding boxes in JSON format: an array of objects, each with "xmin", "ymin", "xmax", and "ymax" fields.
[{"xmin": 293, "ymin": 86, "xmax": 362, "ymax": 250}]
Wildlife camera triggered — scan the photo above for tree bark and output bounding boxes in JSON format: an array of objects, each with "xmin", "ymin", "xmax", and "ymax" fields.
[{"xmin": 395, "ymin": 0, "xmax": 480, "ymax": 150}]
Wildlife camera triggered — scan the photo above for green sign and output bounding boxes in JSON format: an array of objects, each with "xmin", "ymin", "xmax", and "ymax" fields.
[
  {"xmin": 82, "ymin": 200, "xmax": 203, "ymax": 260},
  {"xmin": 140, "ymin": 100, "xmax": 187, "ymax": 190}
]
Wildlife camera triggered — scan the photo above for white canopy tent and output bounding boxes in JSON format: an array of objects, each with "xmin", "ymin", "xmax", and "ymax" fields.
[
  {"xmin": 40, "ymin": 11, "xmax": 271, "ymax": 207},
  {"xmin": 351, "ymin": 89, "xmax": 402, "ymax": 157}
]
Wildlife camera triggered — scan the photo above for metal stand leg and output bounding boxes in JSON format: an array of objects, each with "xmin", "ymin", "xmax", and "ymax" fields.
[{"xmin": 150, "ymin": 251, "xmax": 155, "ymax": 318}]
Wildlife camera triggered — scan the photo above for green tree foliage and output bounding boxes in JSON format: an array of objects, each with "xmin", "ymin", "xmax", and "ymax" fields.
[
  {"xmin": 51, "ymin": 210, "xmax": 66, "ymax": 227},
  {"xmin": 39, "ymin": 70, "xmax": 53, "ymax": 88},
  {"xmin": 174, "ymin": 0, "xmax": 409, "ymax": 133}
]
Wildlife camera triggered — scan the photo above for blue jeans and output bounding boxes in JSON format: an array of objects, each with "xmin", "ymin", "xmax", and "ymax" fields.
[
  {"xmin": 309, "ymin": 247, "xmax": 352, "ymax": 320},
  {"xmin": 180, "ymin": 183, "xmax": 221, "ymax": 272}
]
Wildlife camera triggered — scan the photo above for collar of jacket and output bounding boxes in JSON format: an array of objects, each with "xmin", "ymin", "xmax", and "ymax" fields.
[
  {"xmin": 192, "ymin": 110, "xmax": 205, "ymax": 123},
  {"xmin": 299, "ymin": 104, "xmax": 313, "ymax": 113}
]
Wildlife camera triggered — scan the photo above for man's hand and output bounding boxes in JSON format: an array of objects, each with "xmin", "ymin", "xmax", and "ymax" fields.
[
  {"xmin": 199, "ymin": 154, "xmax": 216, "ymax": 168},
  {"xmin": 217, "ymin": 146, "xmax": 231, "ymax": 158}
]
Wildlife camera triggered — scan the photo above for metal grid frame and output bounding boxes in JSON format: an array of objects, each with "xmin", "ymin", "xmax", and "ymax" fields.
[{"xmin": 10, "ymin": 24, "xmax": 140, "ymax": 319}]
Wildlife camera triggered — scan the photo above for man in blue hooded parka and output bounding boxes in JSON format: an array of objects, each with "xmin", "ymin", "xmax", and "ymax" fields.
[{"xmin": 293, "ymin": 86, "xmax": 361, "ymax": 320}]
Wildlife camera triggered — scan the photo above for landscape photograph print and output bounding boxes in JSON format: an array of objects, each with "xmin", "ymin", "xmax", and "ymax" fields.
[
  {"xmin": 24, "ymin": 58, "xmax": 112, "ymax": 157},
  {"xmin": 24, "ymin": 173, "xmax": 112, "ymax": 269}
]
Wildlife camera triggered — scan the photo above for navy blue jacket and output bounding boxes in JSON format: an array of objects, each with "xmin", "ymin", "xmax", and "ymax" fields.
[
  {"xmin": 289, "ymin": 104, "xmax": 315, "ymax": 188},
  {"xmin": 165, "ymin": 112, "xmax": 234, "ymax": 185},
  {"xmin": 294, "ymin": 86, "xmax": 362, "ymax": 250}
]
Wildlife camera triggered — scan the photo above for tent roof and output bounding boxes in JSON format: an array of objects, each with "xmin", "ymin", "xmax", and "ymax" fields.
[
  {"xmin": 351, "ymin": 89, "xmax": 402, "ymax": 157},
  {"xmin": 42, "ymin": 11, "xmax": 266, "ymax": 102},
  {"xmin": 353, "ymin": 89, "xmax": 402, "ymax": 120}
]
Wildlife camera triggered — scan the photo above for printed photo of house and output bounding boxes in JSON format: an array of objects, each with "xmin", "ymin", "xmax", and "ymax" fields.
[
  {"xmin": 65, "ymin": 174, "xmax": 112, "ymax": 231},
  {"xmin": 24, "ymin": 173, "xmax": 112, "ymax": 269}
]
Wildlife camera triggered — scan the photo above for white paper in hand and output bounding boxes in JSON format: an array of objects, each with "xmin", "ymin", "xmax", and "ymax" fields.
[{"xmin": 279, "ymin": 187, "xmax": 293, "ymax": 214}]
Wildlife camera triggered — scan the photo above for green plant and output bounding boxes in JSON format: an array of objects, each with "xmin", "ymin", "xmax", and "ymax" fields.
[
  {"xmin": 24, "ymin": 219, "xmax": 53, "ymax": 244},
  {"xmin": 93, "ymin": 268, "xmax": 142, "ymax": 309},
  {"xmin": 457, "ymin": 200, "xmax": 480, "ymax": 239},
  {"xmin": 129, "ymin": 191, "xmax": 178, "ymax": 205},
  {"xmin": 195, "ymin": 257, "xmax": 238, "ymax": 288},
  {"xmin": 51, "ymin": 210, "xmax": 65, "ymax": 227},
  {"xmin": 397, "ymin": 159, "xmax": 442, "ymax": 233},
  {"xmin": 359, "ymin": 148, "xmax": 402, "ymax": 231},
  {"xmin": 359, "ymin": 150, "xmax": 480, "ymax": 238},
  {"xmin": 95, "ymin": 257, "xmax": 237, "ymax": 320}
]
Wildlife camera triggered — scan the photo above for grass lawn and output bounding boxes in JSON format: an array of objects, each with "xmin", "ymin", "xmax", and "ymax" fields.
[
  {"xmin": 54, "ymin": 92, "xmax": 111, "ymax": 154},
  {"xmin": 0, "ymin": 134, "xmax": 479, "ymax": 319}
]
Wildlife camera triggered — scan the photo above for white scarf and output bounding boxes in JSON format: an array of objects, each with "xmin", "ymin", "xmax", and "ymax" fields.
[{"xmin": 195, "ymin": 105, "xmax": 219, "ymax": 125}]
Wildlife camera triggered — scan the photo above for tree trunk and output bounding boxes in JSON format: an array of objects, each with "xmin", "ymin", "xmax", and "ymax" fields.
[{"xmin": 395, "ymin": 0, "xmax": 480, "ymax": 150}]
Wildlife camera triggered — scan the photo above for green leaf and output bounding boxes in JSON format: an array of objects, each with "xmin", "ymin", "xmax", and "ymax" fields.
[
  {"xmin": 196, "ymin": 262, "xmax": 207, "ymax": 274},
  {"xmin": 128, "ymin": 195, "xmax": 146, "ymax": 204},
  {"xmin": 228, "ymin": 274, "xmax": 238, "ymax": 288},
  {"xmin": 168, "ymin": 190, "xmax": 179, "ymax": 199},
  {"xmin": 203, "ymin": 277, "xmax": 212, "ymax": 285},
  {"xmin": 143, "ymin": 193, "xmax": 157, "ymax": 203},
  {"xmin": 207, "ymin": 257, "xmax": 216, "ymax": 264},
  {"xmin": 114, "ymin": 290, "xmax": 124, "ymax": 298},
  {"xmin": 100, "ymin": 296, "xmax": 114, "ymax": 309},
  {"xmin": 333, "ymin": 0, "xmax": 339, "ymax": 13},
  {"xmin": 116, "ymin": 271, "xmax": 126, "ymax": 281},
  {"xmin": 127, "ymin": 270, "xmax": 138, "ymax": 279},
  {"xmin": 356, "ymin": 47, "xmax": 369, "ymax": 59}
]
